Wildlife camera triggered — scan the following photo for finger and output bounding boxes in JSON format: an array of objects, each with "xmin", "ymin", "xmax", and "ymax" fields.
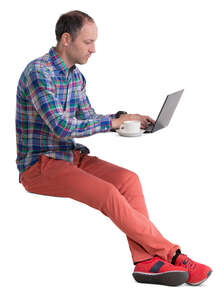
[
  {"xmin": 141, "ymin": 120, "xmax": 148, "ymax": 128},
  {"xmin": 144, "ymin": 115, "xmax": 155, "ymax": 124}
]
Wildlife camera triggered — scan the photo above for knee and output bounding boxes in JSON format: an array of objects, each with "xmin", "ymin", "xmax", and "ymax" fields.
[{"xmin": 116, "ymin": 169, "xmax": 140, "ymax": 190}]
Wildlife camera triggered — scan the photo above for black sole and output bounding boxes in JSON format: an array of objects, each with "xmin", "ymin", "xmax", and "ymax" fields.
[{"xmin": 133, "ymin": 271, "xmax": 189, "ymax": 286}]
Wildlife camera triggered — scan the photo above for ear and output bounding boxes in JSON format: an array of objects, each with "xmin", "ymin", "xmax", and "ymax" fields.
[{"xmin": 61, "ymin": 33, "xmax": 72, "ymax": 47}]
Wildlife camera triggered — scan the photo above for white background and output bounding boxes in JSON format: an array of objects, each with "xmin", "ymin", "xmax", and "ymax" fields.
[{"xmin": 0, "ymin": 0, "xmax": 219, "ymax": 299}]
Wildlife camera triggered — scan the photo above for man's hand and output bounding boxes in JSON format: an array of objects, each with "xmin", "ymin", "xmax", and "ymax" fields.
[{"xmin": 112, "ymin": 114, "xmax": 155, "ymax": 130}]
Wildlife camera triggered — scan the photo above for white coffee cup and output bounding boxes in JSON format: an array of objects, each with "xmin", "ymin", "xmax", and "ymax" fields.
[{"xmin": 120, "ymin": 120, "xmax": 141, "ymax": 134}]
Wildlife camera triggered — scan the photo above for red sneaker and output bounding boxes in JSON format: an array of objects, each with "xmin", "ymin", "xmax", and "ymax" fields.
[
  {"xmin": 133, "ymin": 256, "xmax": 189, "ymax": 286},
  {"xmin": 174, "ymin": 254, "xmax": 212, "ymax": 285}
]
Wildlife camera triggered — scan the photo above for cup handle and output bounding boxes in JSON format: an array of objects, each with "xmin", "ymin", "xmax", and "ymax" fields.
[{"xmin": 120, "ymin": 124, "xmax": 124, "ymax": 131}]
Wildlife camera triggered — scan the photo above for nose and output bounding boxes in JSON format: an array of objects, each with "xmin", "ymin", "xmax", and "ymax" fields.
[{"xmin": 90, "ymin": 43, "xmax": 96, "ymax": 54}]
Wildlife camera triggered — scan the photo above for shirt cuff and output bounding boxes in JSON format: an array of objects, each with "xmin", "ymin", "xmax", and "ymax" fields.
[
  {"xmin": 99, "ymin": 116, "xmax": 113, "ymax": 132},
  {"xmin": 109, "ymin": 113, "xmax": 116, "ymax": 119}
]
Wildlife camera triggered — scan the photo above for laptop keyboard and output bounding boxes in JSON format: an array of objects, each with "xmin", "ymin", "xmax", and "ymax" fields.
[{"xmin": 144, "ymin": 123, "xmax": 154, "ymax": 133}]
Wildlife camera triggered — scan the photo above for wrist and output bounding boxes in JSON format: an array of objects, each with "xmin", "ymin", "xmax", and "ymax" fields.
[{"xmin": 112, "ymin": 118, "xmax": 121, "ymax": 129}]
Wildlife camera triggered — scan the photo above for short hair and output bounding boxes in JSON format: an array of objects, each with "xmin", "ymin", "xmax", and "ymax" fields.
[{"xmin": 55, "ymin": 10, "xmax": 94, "ymax": 43}]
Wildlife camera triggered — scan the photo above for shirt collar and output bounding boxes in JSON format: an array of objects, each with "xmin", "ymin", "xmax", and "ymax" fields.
[{"xmin": 49, "ymin": 47, "xmax": 76, "ymax": 78}]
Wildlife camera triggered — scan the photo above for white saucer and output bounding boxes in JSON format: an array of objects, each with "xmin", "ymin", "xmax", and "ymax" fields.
[{"xmin": 116, "ymin": 129, "xmax": 145, "ymax": 137}]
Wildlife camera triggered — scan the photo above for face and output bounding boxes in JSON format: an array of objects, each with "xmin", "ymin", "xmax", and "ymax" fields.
[{"xmin": 64, "ymin": 21, "xmax": 98, "ymax": 65}]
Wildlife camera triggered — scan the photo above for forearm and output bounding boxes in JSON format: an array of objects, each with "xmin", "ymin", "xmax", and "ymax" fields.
[
  {"xmin": 77, "ymin": 103, "xmax": 116, "ymax": 121},
  {"xmin": 50, "ymin": 114, "xmax": 113, "ymax": 139}
]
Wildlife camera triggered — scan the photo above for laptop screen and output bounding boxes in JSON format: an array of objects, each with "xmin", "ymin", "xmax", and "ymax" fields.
[{"xmin": 153, "ymin": 89, "xmax": 184, "ymax": 132}]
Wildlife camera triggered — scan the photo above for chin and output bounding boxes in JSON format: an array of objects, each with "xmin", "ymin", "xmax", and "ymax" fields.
[{"xmin": 77, "ymin": 59, "xmax": 88, "ymax": 65}]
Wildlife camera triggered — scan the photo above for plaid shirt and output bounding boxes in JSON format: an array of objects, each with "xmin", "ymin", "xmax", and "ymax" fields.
[{"xmin": 16, "ymin": 47, "xmax": 115, "ymax": 181}]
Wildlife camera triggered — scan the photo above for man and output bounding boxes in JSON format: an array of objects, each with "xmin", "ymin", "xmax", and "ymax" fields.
[{"xmin": 16, "ymin": 10, "xmax": 212, "ymax": 286}]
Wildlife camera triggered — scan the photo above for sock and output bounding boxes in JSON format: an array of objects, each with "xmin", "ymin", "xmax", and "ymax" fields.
[{"xmin": 171, "ymin": 249, "xmax": 181, "ymax": 265}]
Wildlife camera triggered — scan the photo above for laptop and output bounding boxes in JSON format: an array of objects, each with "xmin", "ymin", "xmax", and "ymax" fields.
[{"xmin": 144, "ymin": 89, "xmax": 184, "ymax": 133}]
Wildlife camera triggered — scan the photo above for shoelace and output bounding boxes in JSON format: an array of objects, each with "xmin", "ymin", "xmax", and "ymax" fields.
[{"xmin": 181, "ymin": 256, "xmax": 197, "ymax": 270}]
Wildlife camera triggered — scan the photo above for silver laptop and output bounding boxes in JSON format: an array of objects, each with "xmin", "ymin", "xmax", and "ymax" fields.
[{"xmin": 144, "ymin": 89, "xmax": 184, "ymax": 133}]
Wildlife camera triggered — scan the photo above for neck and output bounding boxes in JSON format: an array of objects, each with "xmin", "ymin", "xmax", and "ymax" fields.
[{"xmin": 55, "ymin": 44, "xmax": 74, "ymax": 69}]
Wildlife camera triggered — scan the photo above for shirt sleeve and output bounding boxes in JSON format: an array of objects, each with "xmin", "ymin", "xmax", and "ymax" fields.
[
  {"xmin": 76, "ymin": 72, "xmax": 116, "ymax": 121},
  {"xmin": 27, "ymin": 67, "xmax": 113, "ymax": 139}
]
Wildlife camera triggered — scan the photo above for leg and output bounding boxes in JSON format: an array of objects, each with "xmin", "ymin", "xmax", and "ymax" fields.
[
  {"xmin": 21, "ymin": 153, "xmax": 179, "ymax": 264},
  {"xmin": 74, "ymin": 151, "xmax": 180, "ymax": 264},
  {"xmin": 81, "ymin": 155, "xmax": 212, "ymax": 286}
]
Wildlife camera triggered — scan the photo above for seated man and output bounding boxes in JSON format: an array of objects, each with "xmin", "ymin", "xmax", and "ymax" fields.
[{"xmin": 16, "ymin": 10, "xmax": 212, "ymax": 286}]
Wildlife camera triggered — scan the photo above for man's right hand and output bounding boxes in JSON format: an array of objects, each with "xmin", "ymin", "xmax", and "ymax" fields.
[{"xmin": 112, "ymin": 114, "xmax": 155, "ymax": 130}]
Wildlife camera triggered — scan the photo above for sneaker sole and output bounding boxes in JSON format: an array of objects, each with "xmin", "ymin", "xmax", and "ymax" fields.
[{"xmin": 132, "ymin": 270, "xmax": 189, "ymax": 286}]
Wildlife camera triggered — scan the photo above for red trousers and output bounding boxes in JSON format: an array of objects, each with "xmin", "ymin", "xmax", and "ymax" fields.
[{"xmin": 20, "ymin": 150, "xmax": 180, "ymax": 264}]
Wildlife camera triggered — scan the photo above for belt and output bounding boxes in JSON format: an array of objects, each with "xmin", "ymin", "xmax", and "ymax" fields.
[{"xmin": 74, "ymin": 143, "xmax": 90, "ymax": 154}]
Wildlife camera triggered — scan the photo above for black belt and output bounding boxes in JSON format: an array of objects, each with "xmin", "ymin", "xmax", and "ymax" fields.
[{"xmin": 74, "ymin": 143, "xmax": 90, "ymax": 154}]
